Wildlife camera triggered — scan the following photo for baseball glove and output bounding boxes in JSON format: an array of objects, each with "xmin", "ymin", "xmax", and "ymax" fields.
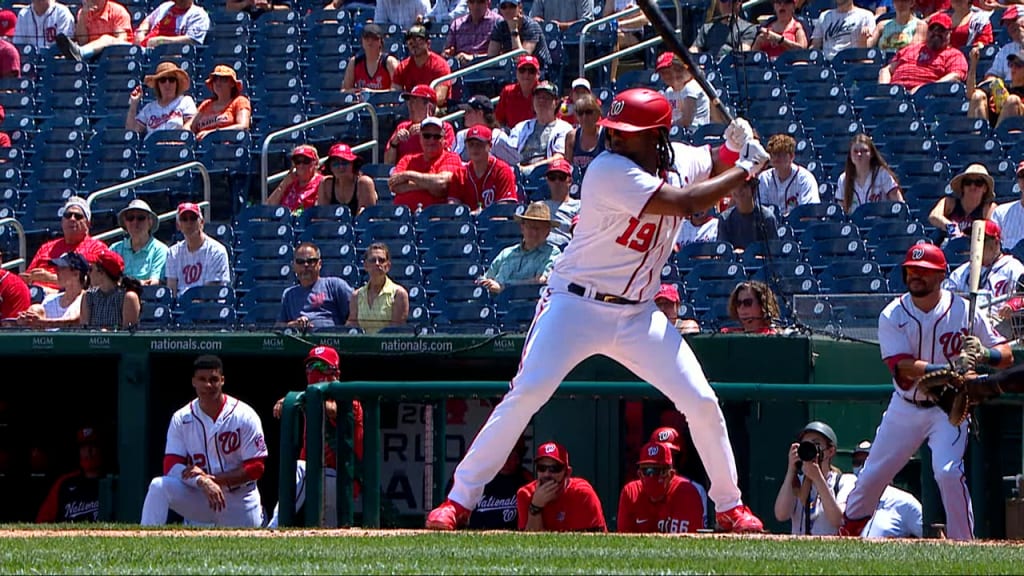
[{"xmin": 916, "ymin": 368, "xmax": 1003, "ymax": 426}]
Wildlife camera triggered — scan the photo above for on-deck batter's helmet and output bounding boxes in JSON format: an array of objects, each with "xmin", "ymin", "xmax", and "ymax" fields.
[
  {"xmin": 799, "ymin": 421, "xmax": 837, "ymax": 447},
  {"xmin": 901, "ymin": 243, "xmax": 946, "ymax": 272},
  {"xmin": 597, "ymin": 88, "xmax": 672, "ymax": 133}
]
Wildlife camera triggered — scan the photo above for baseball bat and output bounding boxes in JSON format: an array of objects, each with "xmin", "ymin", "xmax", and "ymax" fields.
[
  {"xmin": 967, "ymin": 219, "xmax": 986, "ymax": 335},
  {"xmin": 636, "ymin": 0, "xmax": 735, "ymax": 123}
]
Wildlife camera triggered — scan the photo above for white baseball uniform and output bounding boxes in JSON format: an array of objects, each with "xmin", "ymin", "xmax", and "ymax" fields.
[
  {"xmin": 863, "ymin": 485, "xmax": 923, "ymax": 538},
  {"xmin": 992, "ymin": 200, "xmax": 1024, "ymax": 252},
  {"xmin": 946, "ymin": 253, "xmax": 1024, "ymax": 310},
  {"xmin": 675, "ymin": 217, "xmax": 719, "ymax": 246},
  {"xmin": 843, "ymin": 290, "xmax": 1002, "ymax": 541},
  {"xmin": 141, "ymin": 395, "xmax": 268, "ymax": 527},
  {"xmin": 756, "ymin": 164, "xmax": 820, "ymax": 217},
  {"xmin": 446, "ymin": 144, "xmax": 749, "ymax": 515}
]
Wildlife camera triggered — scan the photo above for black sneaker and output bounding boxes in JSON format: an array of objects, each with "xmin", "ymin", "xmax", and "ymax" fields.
[{"xmin": 55, "ymin": 33, "xmax": 82, "ymax": 62}]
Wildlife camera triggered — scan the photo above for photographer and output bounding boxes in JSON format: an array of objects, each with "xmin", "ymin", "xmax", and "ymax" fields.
[{"xmin": 773, "ymin": 421, "xmax": 856, "ymax": 535}]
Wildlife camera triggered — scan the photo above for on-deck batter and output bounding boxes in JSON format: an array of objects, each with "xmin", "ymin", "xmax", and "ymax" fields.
[
  {"xmin": 839, "ymin": 244, "xmax": 1012, "ymax": 540},
  {"xmin": 426, "ymin": 88, "xmax": 770, "ymax": 532}
]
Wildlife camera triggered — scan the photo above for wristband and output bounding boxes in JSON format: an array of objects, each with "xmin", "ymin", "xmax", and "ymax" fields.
[
  {"xmin": 528, "ymin": 503, "xmax": 543, "ymax": 515},
  {"xmin": 924, "ymin": 363, "xmax": 946, "ymax": 373},
  {"xmin": 718, "ymin": 145, "xmax": 739, "ymax": 166}
]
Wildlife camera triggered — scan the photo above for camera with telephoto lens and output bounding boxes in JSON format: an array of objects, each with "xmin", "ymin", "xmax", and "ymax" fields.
[{"xmin": 798, "ymin": 440, "xmax": 822, "ymax": 463}]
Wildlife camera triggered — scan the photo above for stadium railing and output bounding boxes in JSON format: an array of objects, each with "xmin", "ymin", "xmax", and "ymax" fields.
[{"xmin": 0, "ymin": 216, "xmax": 26, "ymax": 271}]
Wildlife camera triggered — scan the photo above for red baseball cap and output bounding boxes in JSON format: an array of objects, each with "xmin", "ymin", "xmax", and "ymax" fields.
[
  {"xmin": 291, "ymin": 144, "xmax": 319, "ymax": 161},
  {"xmin": 306, "ymin": 345, "xmax": 340, "ymax": 368},
  {"xmin": 0, "ymin": 11, "xmax": 15, "ymax": 37},
  {"xmin": 465, "ymin": 125, "xmax": 492, "ymax": 143},
  {"xmin": 649, "ymin": 426, "xmax": 681, "ymax": 451},
  {"xmin": 517, "ymin": 55, "xmax": 540, "ymax": 70},
  {"xmin": 177, "ymin": 202, "xmax": 202, "ymax": 218},
  {"xmin": 986, "ymin": 219, "xmax": 1002, "ymax": 240},
  {"xmin": 94, "ymin": 249, "xmax": 125, "ymax": 279},
  {"xmin": 401, "ymin": 84, "xmax": 438, "ymax": 106},
  {"xmin": 654, "ymin": 284, "xmax": 680, "ymax": 304},
  {"xmin": 77, "ymin": 427, "xmax": 99, "ymax": 445},
  {"xmin": 328, "ymin": 143, "xmax": 358, "ymax": 162},
  {"xmin": 927, "ymin": 12, "xmax": 953, "ymax": 30},
  {"xmin": 655, "ymin": 52, "xmax": 680, "ymax": 70},
  {"xmin": 547, "ymin": 158, "xmax": 572, "ymax": 175},
  {"xmin": 536, "ymin": 441, "xmax": 569, "ymax": 466},
  {"xmin": 637, "ymin": 442, "xmax": 673, "ymax": 466},
  {"xmin": 1001, "ymin": 6, "xmax": 1019, "ymax": 21}
]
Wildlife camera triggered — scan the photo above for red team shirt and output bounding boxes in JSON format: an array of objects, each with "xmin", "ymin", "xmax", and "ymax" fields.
[
  {"xmin": 393, "ymin": 150, "xmax": 464, "ymax": 210},
  {"xmin": 516, "ymin": 477, "xmax": 607, "ymax": 532},
  {"xmin": 386, "ymin": 120, "xmax": 456, "ymax": 164},
  {"xmin": 27, "ymin": 236, "xmax": 108, "ymax": 290},
  {"xmin": 351, "ymin": 54, "xmax": 392, "ymax": 90},
  {"xmin": 392, "ymin": 53, "xmax": 452, "ymax": 98},
  {"xmin": 495, "ymin": 83, "xmax": 537, "ymax": 129},
  {"xmin": 889, "ymin": 43, "xmax": 967, "ymax": 90},
  {"xmin": 616, "ymin": 476, "xmax": 706, "ymax": 534},
  {"xmin": 447, "ymin": 156, "xmax": 518, "ymax": 210}
]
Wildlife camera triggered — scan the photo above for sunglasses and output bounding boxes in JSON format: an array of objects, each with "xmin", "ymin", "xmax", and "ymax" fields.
[
  {"xmin": 639, "ymin": 466, "xmax": 668, "ymax": 477},
  {"xmin": 518, "ymin": 67, "xmax": 538, "ymax": 75},
  {"xmin": 421, "ymin": 132, "xmax": 444, "ymax": 141},
  {"xmin": 123, "ymin": 214, "xmax": 148, "ymax": 222},
  {"xmin": 305, "ymin": 360, "xmax": 335, "ymax": 373},
  {"xmin": 737, "ymin": 297, "xmax": 758, "ymax": 308},
  {"xmin": 158, "ymin": 77, "xmax": 177, "ymax": 84},
  {"xmin": 536, "ymin": 463, "xmax": 564, "ymax": 473},
  {"xmin": 546, "ymin": 173, "xmax": 569, "ymax": 181},
  {"xmin": 962, "ymin": 178, "xmax": 987, "ymax": 187},
  {"xmin": 179, "ymin": 213, "xmax": 198, "ymax": 222},
  {"xmin": 293, "ymin": 157, "xmax": 314, "ymax": 165},
  {"xmin": 365, "ymin": 256, "xmax": 388, "ymax": 264},
  {"xmin": 63, "ymin": 212, "xmax": 86, "ymax": 220},
  {"xmin": 330, "ymin": 159, "xmax": 352, "ymax": 168},
  {"xmin": 294, "ymin": 257, "xmax": 320, "ymax": 266}
]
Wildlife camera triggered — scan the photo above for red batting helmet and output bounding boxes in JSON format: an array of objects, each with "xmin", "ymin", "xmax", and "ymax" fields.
[
  {"xmin": 598, "ymin": 88, "xmax": 672, "ymax": 133},
  {"xmin": 901, "ymin": 243, "xmax": 946, "ymax": 272}
]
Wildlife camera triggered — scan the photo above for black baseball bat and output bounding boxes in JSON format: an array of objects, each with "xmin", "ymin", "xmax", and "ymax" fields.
[{"xmin": 636, "ymin": 0, "xmax": 735, "ymax": 124}]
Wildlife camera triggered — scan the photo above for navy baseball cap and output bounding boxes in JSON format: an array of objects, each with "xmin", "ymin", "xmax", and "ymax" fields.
[{"xmin": 50, "ymin": 251, "xmax": 90, "ymax": 274}]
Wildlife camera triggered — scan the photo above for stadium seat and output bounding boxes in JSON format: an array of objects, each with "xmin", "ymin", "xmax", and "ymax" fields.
[
  {"xmin": 298, "ymin": 221, "xmax": 355, "ymax": 244},
  {"xmin": 806, "ymin": 238, "xmax": 868, "ymax": 270},
  {"xmin": 176, "ymin": 285, "xmax": 236, "ymax": 310},
  {"xmin": 421, "ymin": 240, "xmax": 482, "ymax": 269},
  {"xmin": 500, "ymin": 302, "xmax": 538, "ymax": 332},
  {"xmin": 785, "ymin": 203, "xmax": 846, "ymax": 234},
  {"xmin": 237, "ymin": 303, "xmax": 281, "ymax": 329},
  {"xmin": 138, "ymin": 304, "xmax": 172, "ymax": 330},
  {"xmin": 176, "ymin": 303, "xmax": 236, "ymax": 329}
]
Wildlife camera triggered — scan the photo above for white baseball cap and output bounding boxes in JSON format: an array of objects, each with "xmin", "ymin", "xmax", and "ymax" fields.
[
  {"xmin": 571, "ymin": 77, "xmax": 592, "ymax": 92},
  {"xmin": 421, "ymin": 116, "xmax": 443, "ymax": 130}
]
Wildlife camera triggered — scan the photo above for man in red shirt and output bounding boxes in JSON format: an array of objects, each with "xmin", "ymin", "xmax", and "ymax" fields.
[
  {"xmin": 447, "ymin": 125, "xmax": 518, "ymax": 213},
  {"xmin": 617, "ymin": 441, "xmax": 707, "ymax": 533},
  {"xmin": 383, "ymin": 84, "xmax": 456, "ymax": 165},
  {"xmin": 388, "ymin": 117, "xmax": 464, "ymax": 211},
  {"xmin": 880, "ymin": 13, "xmax": 967, "ymax": 94},
  {"xmin": 56, "ymin": 0, "xmax": 133, "ymax": 61},
  {"xmin": 22, "ymin": 197, "xmax": 107, "ymax": 293},
  {"xmin": 393, "ymin": 24, "xmax": 453, "ymax": 107},
  {"xmin": 516, "ymin": 441, "xmax": 606, "ymax": 532},
  {"xmin": 0, "ymin": 10, "xmax": 20, "ymax": 79},
  {"xmin": 0, "ymin": 262, "xmax": 30, "ymax": 321},
  {"xmin": 495, "ymin": 55, "xmax": 540, "ymax": 129}
]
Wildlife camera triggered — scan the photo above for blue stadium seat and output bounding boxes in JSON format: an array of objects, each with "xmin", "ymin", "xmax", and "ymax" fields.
[
  {"xmin": 237, "ymin": 303, "xmax": 281, "ymax": 328},
  {"xmin": 235, "ymin": 221, "xmax": 295, "ymax": 246},
  {"xmin": 865, "ymin": 220, "xmax": 927, "ymax": 247},
  {"xmin": 500, "ymin": 302, "xmax": 537, "ymax": 331},
  {"xmin": 943, "ymin": 235, "xmax": 972, "ymax": 268},
  {"xmin": 239, "ymin": 284, "xmax": 290, "ymax": 309},
  {"xmin": 296, "ymin": 205, "xmax": 353, "ymax": 231},
  {"xmin": 176, "ymin": 285, "xmax": 236, "ymax": 309},
  {"xmin": 424, "ymin": 261, "xmax": 484, "ymax": 291},
  {"xmin": 806, "ymin": 238, "xmax": 868, "ymax": 270},
  {"xmin": 819, "ymin": 259, "xmax": 882, "ymax": 282},
  {"xmin": 319, "ymin": 260, "xmax": 363, "ymax": 287},
  {"xmin": 358, "ymin": 220, "xmax": 416, "ymax": 248},
  {"xmin": 235, "ymin": 204, "xmax": 293, "ymax": 226},
  {"xmin": 799, "ymin": 221, "xmax": 860, "ymax": 246},
  {"xmin": 177, "ymin": 303, "xmax": 236, "ymax": 329},
  {"xmin": 849, "ymin": 201, "xmax": 910, "ymax": 232},
  {"xmin": 420, "ymin": 221, "xmax": 478, "ymax": 246},
  {"xmin": 785, "ymin": 202, "xmax": 846, "ymax": 234},
  {"xmin": 138, "ymin": 304, "xmax": 172, "ymax": 330},
  {"xmin": 421, "ymin": 239, "xmax": 481, "ymax": 269},
  {"xmin": 683, "ymin": 261, "xmax": 745, "ymax": 286},
  {"xmin": 822, "ymin": 275, "xmax": 889, "ymax": 294},
  {"xmin": 353, "ymin": 204, "xmax": 413, "ymax": 232},
  {"xmin": 235, "ymin": 262, "xmax": 292, "ymax": 292},
  {"xmin": 298, "ymin": 221, "xmax": 356, "ymax": 244}
]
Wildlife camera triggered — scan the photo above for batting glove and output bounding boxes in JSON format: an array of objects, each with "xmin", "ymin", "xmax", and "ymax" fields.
[
  {"xmin": 724, "ymin": 118, "xmax": 754, "ymax": 153},
  {"xmin": 735, "ymin": 140, "xmax": 769, "ymax": 179}
]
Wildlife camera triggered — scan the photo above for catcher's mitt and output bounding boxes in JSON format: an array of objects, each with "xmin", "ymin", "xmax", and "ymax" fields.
[{"xmin": 916, "ymin": 368, "xmax": 1004, "ymax": 426}]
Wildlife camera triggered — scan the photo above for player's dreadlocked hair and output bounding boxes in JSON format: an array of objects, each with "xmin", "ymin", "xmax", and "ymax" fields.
[{"xmin": 656, "ymin": 128, "xmax": 676, "ymax": 175}]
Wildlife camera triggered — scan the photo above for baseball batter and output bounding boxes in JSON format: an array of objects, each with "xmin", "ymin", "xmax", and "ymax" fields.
[
  {"xmin": 839, "ymin": 244, "xmax": 1012, "ymax": 540},
  {"xmin": 946, "ymin": 221, "xmax": 1024, "ymax": 306},
  {"xmin": 617, "ymin": 442, "xmax": 706, "ymax": 533},
  {"xmin": 141, "ymin": 355, "xmax": 268, "ymax": 527},
  {"xmin": 426, "ymin": 88, "xmax": 770, "ymax": 532}
]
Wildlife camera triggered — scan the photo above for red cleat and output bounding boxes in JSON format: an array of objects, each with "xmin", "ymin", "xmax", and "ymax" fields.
[
  {"xmin": 716, "ymin": 504, "xmax": 764, "ymax": 533},
  {"xmin": 425, "ymin": 499, "xmax": 471, "ymax": 531},
  {"xmin": 838, "ymin": 514, "xmax": 870, "ymax": 537}
]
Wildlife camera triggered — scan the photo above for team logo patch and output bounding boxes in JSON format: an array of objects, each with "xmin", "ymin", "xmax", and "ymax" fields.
[
  {"xmin": 657, "ymin": 431, "xmax": 672, "ymax": 442},
  {"xmin": 911, "ymin": 247, "xmax": 925, "ymax": 260},
  {"xmin": 254, "ymin": 433, "xmax": 266, "ymax": 452},
  {"xmin": 544, "ymin": 444, "xmax": 556, "ymax": 454},
  {"xmin": 648, "ymin": 445, "xmax": 661, "ymax": 457},
  {"xmin": 609, "ymin": 99, "xmax": 625, "ymax": 117},
  {"xmin": 218, "ymin": 430, "xmax": 241, "ymax": 455},
  {"xmin": 314, "ymin": 346, "xmax": 326, "ymax": 355}
]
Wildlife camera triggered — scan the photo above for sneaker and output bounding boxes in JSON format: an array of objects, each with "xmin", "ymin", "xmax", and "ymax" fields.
[
  {"xmin": 838, "ymin": 514, "xmax": 869, "ymax": 537},
  {"xmin": 425, "ymin": 499, "xmax": 471, "ymax": 531},
  {"xmin": 55, "ymin": 33, "xmax": 82, "ymax": 62},
  {"xmin": 716, "ymin": 504, "xmax": 764, "ymax": 533}
]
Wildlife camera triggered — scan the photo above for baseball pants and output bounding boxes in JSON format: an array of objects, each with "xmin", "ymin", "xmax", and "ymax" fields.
[
  {"xmin": 268, "ymin": 461, "xmax": 337, "ymax": 528},
  {"xmin": 448, "ymin": 287, "xmax": 744, "ymax": 514},
  {"xmin": 141, "ymin": 475, "xmax": 264, "ymax": 528}
]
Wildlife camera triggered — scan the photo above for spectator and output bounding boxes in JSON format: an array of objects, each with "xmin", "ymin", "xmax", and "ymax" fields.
[
  {"xmin": 374, "ymin": 0, "xmax": 430, "ymax": 30},
  {"xmin": 36, "ymin": 427, "xmax": 105, "ymax": 523},
  {"xmin": 516, "ymin": 441, "xmax": 606, "ymax": 532},
  {"xmin": 810, "ymin": 0, "xmax": 875, "ymax": 61},
  {"xmin": 109, "ymin": 199, "xmax": 168, "ymax": 286},
  {"xmin": 949, "ymin": 0, "xmax": 992, "ymax": 51},
  {"xmin": 22, "ymin": 197, "xmax": 107, "ymax": 292},
  {"xmin": 0, "ymin": 262, "xmax": 30, "ymax": 322},
  {"xmin": 452, "ymin": 95, "xmax": 518, "ymax": 165},
  {"xmin": 968, "ymin": 47, "xmax": 1024, "ymax": 128},
  {"xmin": 488, "ymin": 0, "xmax": 551, "ymax": 72},
  {"xmin": 557, "ymin": 77, "xmax": 597, "ymax": 126},
  {"xmin": 992, "ymin": 160, "xmax": 1024, "ymax": 250},
  {"xmin": 851, "ymin": 440, "xmax": 924, "ymax": 538},
  {"xmin": 346, "ymin": 242, "xmax": 410, "ymax": 333},
  {"xmin": 542, "ymin": 158, "xmax": 580, "ymax": 235},
  {"xmin": 656, "ymin": 52, "xmax": 712, "ymax": 131},
  {"xmin": 0, "ymin": 12, "xmax": 20, "ymax": 79},
  {"xmin": 444, "ymin": 0, "xmax": 500, "ymax": 66},
  {"xmin": 13, "ymin": 0, "xmax": 74, "ymax": 49},
  {"xmin": 126, "ymin": 61, "xmax": 198, "ymax": 139},
  {"xmin": 316, "ymin": 143, "xmax": 378, "ymax": 215},
  {"xmin": 80, "ymin": 249, "xmax": 142, "ymax": 330},
  {"xmin": 278, "ymin": 241, "xmax": 354, "ymax": 330},
  {"xmin": 393, "ymin": 24, "xmax": 452, "ymax": 107},
  {"xmin": 562, "ymin": 93, "xmax": 604, "ymax": 177},
  {"xmin": 134, "ymin": 0, "xmax": 210, "ymax": 48},
  {"xmin": 690, "ymin": 0, "xmax": 757, "ymax": 61},
  {"xmin": 676, "ymin": 207, "xmax": 718, "ymax": 245},
  {"xmin": 654, "ymin": 284, "xmax": 701, "ymax": 335},
  {"xmin": 946, "ymin": 220, "xmax": 1024, "ymax": 298},
  {"xmin": 384, "ymin": 84, "xmax": 456, "ymax": 165},
  {"xmin": 914, "ymin": 0, "xmax": 948, "ymax": 19},
  {"xmin": 867, "ymin": 0, "xmax": 925, "ymax": 51},
  {"xmin": 879, "ymin": 13, "xmax": 968, "ymax": 93},
  {"xmin": 756, "ymin": 134, "xmax": 820, "ymax": 217},
  {"xmin": 388, "ymin": 116, "xmax": 464, "ymax": 210},
  {"xmin": 225, "ymin": 0, "xmax": 291, "ymax": 17},
  {"xmin": 837, "ymin": 133, "xmax": 904, "ymax": 214},
  {"xmin": 190, "ymin": 65, "xmax": 251, "ymax": 141},
  {"xmin": 16, "ymin": 252, "xmax": 88, "ymax": 327},
  {"xmin": 268, "ymin": 145, "xmax": 325, "ymax": 213},
  {"xmin": 165, "ymin": 202, "xmax": 231, "ymax": 298},
  {"xmin": 0, "ymin": 106, "xmax": 10, "ymax": 148},
  {"xmin": 466, "ymin": 436, "xmax": 533, "ymax": 530},
  {"xmin": 55, "ymin": 0, "xmax": 133, "ymax": 62},
  {"xmin": 752, "ymin": 0, "xmax": 809, "ymax": 59},
  {"xmin": 979, "ymin": 8, "xmax": 1023, "ymax": 85},
  {"xmin": 773, "ymin": 421, "xmax": 856, "ymax": 535},
  {"xmin": 342, "ymin": 23, "xmax": 399, "ymax": 94},
  {"xmin": 717, "ymin": 180, "xmax": 779, "ymax": 252},
  {"xmin": 928, "ymin": 163, "xmax": 996, "ymax": 241},
  {"xmin": 509, "ymin": 81, "xmax": 573, "ymax": 177},
  {"xmin": 495, "ymin": 55, "xmax": 541, "ymax": 130},
  {"xmin": 602, "ymin": 0, "xmax": 648, "ymax": 80},
  {"xmin": 477, "ymin": 201, "xmax": 561, "ymax": 294},
  {"xmin": 723, "ymin": 280, "xmax": 781, "ymax": 334},
  {"xmin": 530, "ymin": 0, "xmax": 592, "ymax": 31},
  {"xmin": 424, "ymin": 0, "xmax": 469, "ymax": 23},
  {"xmin": 447, "ymin": 125, "xmax": 517, "ymax": 213},
  {"xmin": 617, "ymin": 442, "xmax": 705, "ymax": 533}
]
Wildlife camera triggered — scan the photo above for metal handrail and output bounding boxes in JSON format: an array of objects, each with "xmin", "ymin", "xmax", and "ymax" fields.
[
  {"xmin": 429, "ymin": 48, "xmax": 527, "ymax": 91},
  {"xmin": 260, "ymin": 102, "xmax": 379, "ymax": 204},
  {"xmin": 266, "ymin": 141, "xmax": 378, "ymax": 188},
  {"xmin": 86, "ymin": 161, "xmax": 212, "ymax": 221},
  {"xmin": 93, "ymin": 201, "xmax": 211, "ymax": 243},
  {"xmin": 0, "ymin": 217, "xmax": 26, "ymax": 272},
  {"xmin": 578, "ymin": 1, "xmax": 684, "ymax": 78},
  {"xmin": 584, "ymin": 33, "xmax": 678, "ymax": 73},
  {"xmin": 439, "ymin": 96, "xmax": 501, "ymax": 126}
]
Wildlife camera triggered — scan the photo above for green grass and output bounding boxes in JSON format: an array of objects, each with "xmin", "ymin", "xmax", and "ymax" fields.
[{"xmin": 1, "ymin": 528, "xmax": 1023, "ymax": 574}]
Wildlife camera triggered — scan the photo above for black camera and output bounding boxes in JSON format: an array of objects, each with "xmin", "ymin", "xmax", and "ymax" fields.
[{"xmin": 798, "ymin": 440, "xmax": 822, "ymax": 463}]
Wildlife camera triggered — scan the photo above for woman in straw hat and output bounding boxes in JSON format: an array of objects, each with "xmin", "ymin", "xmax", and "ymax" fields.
[
  {"xmin": 126, "ymin": 61, "xmax": 197, "ymax": 138},
  {"xmin": 928, "ymin": 163, "xmax": 996, "ymax": 241},
  {"xmin": 109, "ymin": 198, "xmax": 168, "ymax": 285},
  {"xmin": 476, "ymin": 201, "xmax": 561, "ymax": 294},
  {"xmin": 191, "ymin": 65, "xmax": 252, "ymax": 142}
]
